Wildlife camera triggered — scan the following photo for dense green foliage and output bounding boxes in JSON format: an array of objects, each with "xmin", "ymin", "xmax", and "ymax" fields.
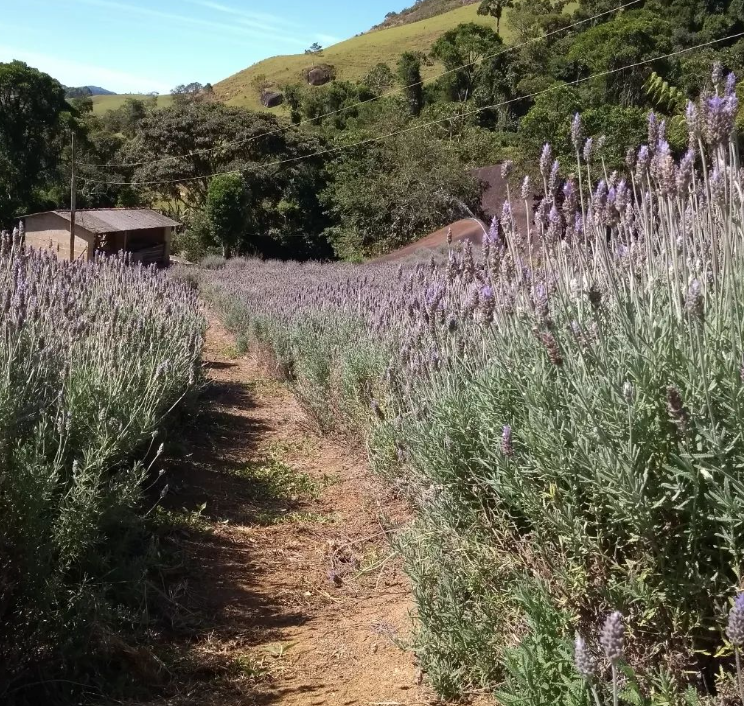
[
  {"xmin": 0, "ymin": 62, "xmax": 71, "ymax": 224},
  {"xmin": 321, "ymin": 131, "xmax": 482, "ymax": 259},
  {"xmin": 206, "ymin": 173, "xmax": 249, "ymax": 256}
]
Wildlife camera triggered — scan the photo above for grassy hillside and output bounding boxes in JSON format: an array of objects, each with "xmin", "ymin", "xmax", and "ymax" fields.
[
  {"xmin": 214, "ymin": 3, "xmax": 505, "ymax": 111},
  {"xmin": 370, "ymin": 0, "xmax": 480, "ymax": 30},
  {"xmin": 91, "ymin": 93, "xmax": 174, "ymax": 115}
]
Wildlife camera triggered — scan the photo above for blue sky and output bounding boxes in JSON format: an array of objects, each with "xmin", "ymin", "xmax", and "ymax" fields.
[{"xmin": 0, "ymin": 0, "xmax": 410, "ymax": 93}]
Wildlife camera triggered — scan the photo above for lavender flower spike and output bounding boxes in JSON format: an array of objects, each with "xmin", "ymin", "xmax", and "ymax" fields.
[
  {"xmin": 583, "ymin": 137, "xmax": 594, "ymax": 163},
  {"xmin": 521, "ymin": 175, "xmax": 531, "ymax": 201},
  {"xmin": 727, "ymin": 593, "xmax": 744, "ymax": 646},
  {"xmin": 501, "ymin": 425, "xmax": 513, "ymax": 457},
  {"xmin": 540, "ymin": 143, "xmax": 553, "ymax": 178},
  {"xmin": 600, "ymin": 611, "xmax": 625, "ymax": 663},
  {"xmin": 574, "ymin": 634, "xmax": 596, "ymax": 679},
  {"xmin": 501, "ymin": 160, "xmax": 513, "ymax": 179},
  {"xmin": 571, "ymin": 112, "xmax": 583, "ymax": 150}
]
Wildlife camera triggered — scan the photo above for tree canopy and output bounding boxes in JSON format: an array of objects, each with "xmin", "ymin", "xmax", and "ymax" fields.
[{"xmin": 0, "ymin": 61, "xmax": 70, "ymax": 224}]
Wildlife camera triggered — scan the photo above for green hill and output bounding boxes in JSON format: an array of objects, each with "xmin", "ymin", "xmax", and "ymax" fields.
[
  {"xmin": 90, "ymin": 3, "xmax": 508, "ymax": 115},
  {"xmin": 91, "ymin": 93, "xmax": 174, "ymax": 115},
  {"xmin": 214, "ymin": 3, "xmax": 506, "ymax": 111},
  {"xmin": 371, "ymin": 0, "xmax": 480, "ymax": 30}
]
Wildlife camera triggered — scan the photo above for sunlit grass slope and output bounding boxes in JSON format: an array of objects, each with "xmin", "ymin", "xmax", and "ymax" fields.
[
  {"xmin": 91, "ymin": 93, "xmax": 174, "ymax": 115},
  {"xmin": 214, "ymin": 4, "xmax": 508, "ymax": 111}
]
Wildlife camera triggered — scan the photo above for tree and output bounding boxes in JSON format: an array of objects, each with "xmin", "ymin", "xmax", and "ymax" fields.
[
  {"xmin": 507, "ymin": 0, "xmax": 569, "ymax": 43},
  {"xmin": 206, "ymin": 173, "xmax": 247, "ymax": 257},
  {"xmin": 171, "ymin": 82, "xmax": 208, "ymax": 105},
  {"xmin": 478, "ymin": 0, "xmax": 514, "ymax": 34},
  {"xmin": 567, "ymin": 10, "xmax": 673, "ymax": 106},
  {"xmin": 362, "ymin": 63, "xmax": 396, "ymax": 96},
  {"xmin": 0, "ymin": 61, "xmax": 70, "ymax": 225},
  {"xmin": 305, "ymin": 42, "xmax": 323, "ymax": 54},
  {"xmin": 281, "ymin": 83, "xmax": 304, "ymax": 124},
  {"xmin": 321, "ymin": 131, "xmax": 483, "ymax": 259},
  {"xmin": 125, "ymin": 103, "xmax": 292, "ymax": 207},
  {"xmin": 397, "ymin": 52, "xmax": 424, "ymax": 116},
  {"xmin": 431, "ymin": 23, "xmax": 504, "ymax": 102},
  {"xmin": 251, "ymin": 73, "xmax": 272, "ymax": 98}
]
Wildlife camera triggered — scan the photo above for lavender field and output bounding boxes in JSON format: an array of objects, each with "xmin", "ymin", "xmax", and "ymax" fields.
[
  {"xmin": 196, "ymin": 67, "xmax": 744, "ymax": 703},
  {"xmin": 0, "ymin": 235, "xmax": 204, "ymax": 698}
]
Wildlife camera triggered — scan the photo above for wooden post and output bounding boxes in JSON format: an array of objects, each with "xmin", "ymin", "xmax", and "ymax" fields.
[{"xmin": 69, "ymin": 133, "xmax": 77, "ymax": 261}]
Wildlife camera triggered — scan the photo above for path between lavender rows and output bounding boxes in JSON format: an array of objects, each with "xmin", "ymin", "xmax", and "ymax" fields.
[{"xmin": 139, "ymin": 308, "xmax": 440, "ymax": 706}]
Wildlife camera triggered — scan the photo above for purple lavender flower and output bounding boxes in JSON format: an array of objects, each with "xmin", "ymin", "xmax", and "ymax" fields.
[
  {"xmin": 574, "ymin": 212, "xmax": 584, "ymax": 238},
  {"xmin": 574, "ymin": 635, "xmax": 597, "ymax": 680},
  {"xmin": 486, "ymin": 216, "xmax": 500, "ymax": 245},
  {"xmin": 712, "ymin": 61, "xmax": 723, "ymax": 88},
  {"xmin": 710, "ymin": 166, "xmax": 725, "ymax": 203},
  {"xmin": 501, "ymin": 425, "xmax": 513, "ymax": 456},
  {"xmin": 583, "ymin": 137, "xmax": 594, "ymax": 163},
  {"xmin": 521, "ymin": 175, "xmax": 531, "ymax": 201},
  {"xmin": 592, "ymin": 180, "xmax": 608, "ymax": 222},
  {"xmin": 726, "ymin": 71, "xmax": 737, "ymax": 98},
  {"xmin": 571, "ymin": 113, "xmax": 583, "ymax": 151},
  {"xmin": 677, "ymin": 149, "xmax": 695, "ymax": 193},
  {"xmin": 705, "ymin": 94, "xmax": 736, "ymax": 147},
  {"xmin": 685, "ymin": 279, "xmax": 704, "ymax": 321},
  {"xmin": 728, "ymin": 594, "xmax": 744, "ymax": 646},
  {"xmin": 648, "ymin": 111, "xmax": 659, "ymax": 149},
  {"xmin": 635, "ymin": 145, "xmax": 650, "ymax": 181},
  {"xmin": 540, "ymin": 143, "xmax": 553, "ymax": 179},
  {"xmin": 623, "ymin": 381, "xmax": 634, "ymax": 403},
  {"xmin": 625, "ymin": 148, "xmax": 636, "ymax": 171},
  {"xmin": 600, "ymin": 612, "xmax": 625, "ymax": 663},
  {"xmin": 501, "ymin": 160, "xmax": 513, "ymax": 179},
  {"xmin": 479, "ymin": 285, "xmax": 495, "ymax": 322},
  {"xmin": 652, "ymin": 140, "xmax": 676, "ymax": 196},
  {"xmin": 547, "ymin": 204, "xmax": 562, "ymax": 241},
  {"xmin": 686, "ymin": 101, "xmax": 700, "ymax": 141}
]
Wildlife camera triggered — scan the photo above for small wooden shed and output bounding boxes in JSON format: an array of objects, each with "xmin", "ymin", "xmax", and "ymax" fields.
[{"xmin": 23, "ymin": 208, "xmax": 180, "ymax": 266}]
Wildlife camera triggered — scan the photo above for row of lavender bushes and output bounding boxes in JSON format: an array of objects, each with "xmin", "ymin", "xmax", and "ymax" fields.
[
  {"xmin": 0, "ymin": 233, "xmax": 204, "ymax": 701},
  {"xmin": 196, "ymin": 66, "xmax": 744, "ymax": 704}
]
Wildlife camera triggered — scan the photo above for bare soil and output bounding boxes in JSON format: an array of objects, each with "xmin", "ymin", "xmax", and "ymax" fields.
[{"xmin": 137, "ymin": 311, "xmax": 436, "ymax": 706}]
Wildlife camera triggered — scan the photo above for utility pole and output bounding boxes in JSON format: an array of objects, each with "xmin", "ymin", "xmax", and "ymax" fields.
[{"xmin": 69, "ymin": 132, "xmax": 76, "ymax": 261}]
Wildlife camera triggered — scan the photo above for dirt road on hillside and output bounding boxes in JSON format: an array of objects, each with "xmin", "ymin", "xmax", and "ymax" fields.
[{"xmin": 136, "ymin": 311, "xmax": 435, "ymax": 706}]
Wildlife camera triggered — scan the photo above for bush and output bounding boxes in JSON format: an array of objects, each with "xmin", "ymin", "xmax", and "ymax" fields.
[{"xmin": 0, "ymin": 233, "xmax": 203, "ymax": 699}]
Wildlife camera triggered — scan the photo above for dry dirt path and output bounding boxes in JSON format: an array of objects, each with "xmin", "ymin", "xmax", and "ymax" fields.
[{"xmin": 146, "ymin": 311, "xmax": 435, "ymax": 706}]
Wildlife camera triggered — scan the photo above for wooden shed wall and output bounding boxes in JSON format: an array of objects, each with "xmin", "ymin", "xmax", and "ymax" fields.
[
  {"xmin": 107, "ymin": 227, "xmax": 171, "ymax": 266},
  {"xmin": 24, "ymin": 213, "xmax": 92, "ymax": 261}
]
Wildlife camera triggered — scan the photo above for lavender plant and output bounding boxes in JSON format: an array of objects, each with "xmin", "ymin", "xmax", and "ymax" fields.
[
  {"xmin": 0, "ymin": 231, "xmax": 203, "ymax": 696},
  {"xmin": 198, "ymin": 66, "xmax": 744, "ymax": 702}
]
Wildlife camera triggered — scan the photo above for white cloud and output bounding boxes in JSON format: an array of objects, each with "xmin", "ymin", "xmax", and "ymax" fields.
[
  {"xmin": 0, "ymin": 45, "xmax": 173, "ymax": 93},
  {"xmin": 71, "ymin": 0, "xmax": 307, "ymax": 46}
]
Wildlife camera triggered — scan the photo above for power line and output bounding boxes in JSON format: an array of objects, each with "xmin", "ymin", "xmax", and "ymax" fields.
[
  {"xmin": 79, "ymin": 30, "xmax": 744, "ymax": 188},
  {"xmin": 77, "ymin": 0, "xmax": 642, "ymax": 170}
]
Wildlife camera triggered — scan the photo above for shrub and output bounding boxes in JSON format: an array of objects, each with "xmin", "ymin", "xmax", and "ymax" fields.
[{"xmin": 0, "ymin": 233, "xmax": 203, "ymax": 699}]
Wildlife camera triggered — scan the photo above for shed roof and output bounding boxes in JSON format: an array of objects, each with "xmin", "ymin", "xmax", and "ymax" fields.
[{"xmin": 26, "ymin": 209, "xmax": 180, "ymax": 234}]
